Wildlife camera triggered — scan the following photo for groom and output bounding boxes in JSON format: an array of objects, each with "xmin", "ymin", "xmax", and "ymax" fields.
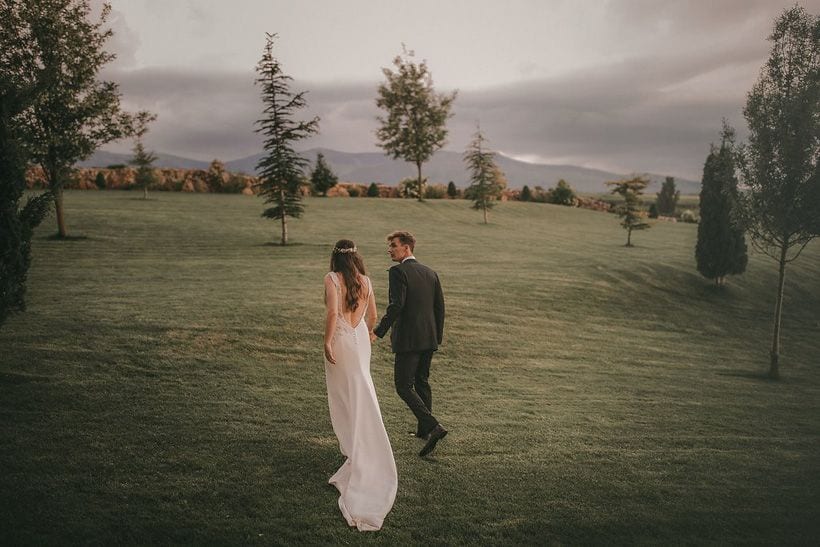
[{"xmin": 373, "ymin": 231, "xmax": 448, "ymax": 457}]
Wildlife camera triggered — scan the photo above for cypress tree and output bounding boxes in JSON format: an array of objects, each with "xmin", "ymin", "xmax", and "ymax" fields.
[
  {"xmin": 446, "ymin": 181, "xmax": 458, "ymax": 198},
  {"xmin": 94, "ymin": 171, "xmax": 107, "ymax": 189},
  {"xmin": 656, "ymin": 176, "xmax": 680, "ymax": 216},
  {"xmin": 696, "ymin": 123, "xmax": 748, "ymax": 286},
  {"xmin": 520, "ymin": 185, "xmax": 532, "ymax": 202}
]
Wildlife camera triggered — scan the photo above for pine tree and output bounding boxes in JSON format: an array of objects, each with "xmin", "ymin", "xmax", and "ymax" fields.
[
  {"xmin": 447, "ymin": 181, "xmax": 458, "ymax": 198},
  {"xmin": 656, "ymin": 176, "xmax": 680, "ymax": 216},
  {"xmin": 737, "ymin": 6, "xmax": 819, "ymax": 378},
  {"xmin": 129, "ymin": 111, "xmax": 157, "ymax": 200},
  {"xmin": 696, "ymin": 123, "xmax": 748, "ymax": 287},
  {"xmin": 520, "ymin": 185, "xmax": 532, "ymax": 202},
  {"xmin": 376, "ymin": 46, "xmax": 456, "ymax": 202},
  {"xmin": 464, "ymin": 126, "xmax": 505, "ymax": 224},
  {"xmin": 310, "ymin": 152, "xmax": 338, "ymax": 196},
  {"xmin": 367, "ymin": 182, "xmax": 380, "ymax": 197},
  {"xmin": 607, "ymin": 176, "xmax": 651, "ymax": 246},
  {"xmin": 253, "ymin": 33, "xmax": 319, "ymax": 245}
]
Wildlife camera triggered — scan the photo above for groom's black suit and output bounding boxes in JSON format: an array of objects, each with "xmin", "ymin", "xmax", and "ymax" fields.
[{"xmin": 374, "ymin": 258, "xmax": 445, "ymax": 436}]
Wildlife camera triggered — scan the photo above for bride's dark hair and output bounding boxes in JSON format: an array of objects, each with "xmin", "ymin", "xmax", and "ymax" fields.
[{"xmin": 329, "ymin": 239, "xmax": 367, "ymax": 311}]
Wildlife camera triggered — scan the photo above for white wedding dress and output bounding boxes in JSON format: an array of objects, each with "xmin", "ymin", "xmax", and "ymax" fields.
[{"xmin": 324, "ymin": 272, "xmax": 397, "ymax": 531}]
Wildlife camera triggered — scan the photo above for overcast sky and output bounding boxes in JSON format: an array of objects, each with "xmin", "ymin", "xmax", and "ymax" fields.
[{"xmin": 98, "ymin": 0, "xmax": 820, "ymax": 180}]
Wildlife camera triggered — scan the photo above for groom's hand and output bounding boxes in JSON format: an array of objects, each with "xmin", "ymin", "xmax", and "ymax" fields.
[{"xmin": 369, "ymin": 330, "xmax": 377, "ymax": 343}]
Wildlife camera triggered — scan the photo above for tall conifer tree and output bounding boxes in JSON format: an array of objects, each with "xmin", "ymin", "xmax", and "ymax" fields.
[
  {"xmin": 310, "ymin": 152, "xmax": 338, "ymax": 196},
  {"xmin": 656, "ymin": 176, "xmax": 680, "ymax": 216},
  {"xmin": 129, "ymin": 111, "xmax": 157, "ymax": 200},
  {"xmin": 696, "ymin": 123, "xmax": 748, "ymax": 286},
  {"xmin": 254, "ymin": 33, "xmax": 319, "ymax": 245},
  {"xmin": 464, "ymin": 126, "xmax": 505, "ymax": 224}
]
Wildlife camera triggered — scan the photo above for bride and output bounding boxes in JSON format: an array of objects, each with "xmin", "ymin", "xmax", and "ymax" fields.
[{"xmin": 323, "ymin": 239, "xmax": 397, "ymax": 531}]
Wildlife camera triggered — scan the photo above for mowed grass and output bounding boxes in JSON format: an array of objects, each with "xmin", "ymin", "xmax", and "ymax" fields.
[{"xmin": 1, "ymin": 191, "xmax": 819, "ymax": 545}]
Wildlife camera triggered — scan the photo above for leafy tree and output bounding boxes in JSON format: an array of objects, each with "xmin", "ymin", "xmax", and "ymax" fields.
[
  {"xmin": 310, "ymin": 152, "xmax": 338, "ymax": 196},
  {"xmin": 376, "ymin": 47, "xmax": 456, "ymax": 202},
  {"xmin": 424, "ymin": 184, "xmax": 447, "ymax": 199},
  {"xmin": 129, "ymin": 111, "xmax": 158, "ymax": 200},
  {"xmin": 253, "ymin": 33, "xmax": 319, "ymax": 245},
  {"xmin": 648, "ymin": 203, "xmax": 659, "ymax": 218},
  {"xmin": 398, "ymin": 177, "xmax": 421, "ymax": 199},
  {"xmin": 11, "ymin": 0, "xmax": 138, "ymax": 238},
  {"xmin": 547, "ymin": 179, "xmax": 576, "ymax": 206},
  {"xmin": 347, "ymin": 185, "xmax": 362, "ymax": 197},
  {"xmin": 520, "ymin": 185, "xmax": 532, "ymax": 202},
  {"xmin": 367, "ymin": 182, "xmax": 380, "ymax": 197},
  {"xmin": 447, "ymin": 181, "xmax": 458, "ymax": 198},
  {"xmin": 736, "ymin": 6, "xmax": 819, "ymax": 379},
  {"xmin": 607, "ymin": 176, "xmax": 651, "ymax": 246},
  {"xmin": 94, "ymin": 171, "xmax": 107, "ymax": 189},
  {"xmin": 696, "ymin": 123, "xmax": 748, "ymax": 287},
  {"xmin": 656, "ymin": 176, "xmax": 680, "ymax": 216},
  {"xmin": 0, "ymin": 3, "xmax": 52, "ymax": 327},
  {"xmin": 463, "ymin": 127, "xmax": 506, "ymax": 224}
]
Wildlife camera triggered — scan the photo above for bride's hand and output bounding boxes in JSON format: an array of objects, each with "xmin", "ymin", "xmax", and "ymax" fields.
[
  {"xmin": 324, "ymin": 343, "xmax": 336, "ymax": 365},
  {"xmin": 369, "ymin": 330, "xmax": 377, "ymax": 343}
]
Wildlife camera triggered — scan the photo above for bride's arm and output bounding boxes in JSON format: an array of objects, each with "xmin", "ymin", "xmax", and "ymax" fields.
[
  {"xmin": 366, "ymin": 280, "xmax": 377, "ymax": 331},
  {"xmin": 323, "ymin": 275, "xmax": 337, "ymax": 364}
]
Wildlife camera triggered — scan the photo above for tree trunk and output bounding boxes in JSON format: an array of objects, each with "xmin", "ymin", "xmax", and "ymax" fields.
[
  {"xmin": 626, "ymin": 227, "xmax": 632, "ymax": 247},
  {"xmin": 143, "ymin": 185, "xmax": 148, "ymax": 200},
  {"xmin": 53, "ymin": 185, "xmax": 67, "ymax": 238},
  {"xmin": 280, "ymin": 189, "xmax": 288, "ymax": 245},
  {"xmin": 769, "ymin": 240, "xmax": 789, "ymax": 379},
  {"xmin": 483, "ymin": 205, "xmax": 488, "ymax": 224},
  {"xmin": 416, "ymin": 161, "xmax": 424, "ymax": 202}
]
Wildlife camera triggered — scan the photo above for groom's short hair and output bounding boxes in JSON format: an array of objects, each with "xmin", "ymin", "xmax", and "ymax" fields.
[{"xmin": 387, "ymin": 230, "xmax": 415, "ymax": 251}]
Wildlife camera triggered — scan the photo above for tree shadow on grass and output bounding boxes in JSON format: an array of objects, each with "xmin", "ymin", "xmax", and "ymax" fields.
[
  {"xmin": 44, "ymin": 234, "xmax": 88, "ymax": 241},
  {"xmin": 258, "ymin": 242, "xmax": 327, "ymax": 248},
  {"xmin": 716, "ymin": 369, "xmax": 779, "ymax": 382}
]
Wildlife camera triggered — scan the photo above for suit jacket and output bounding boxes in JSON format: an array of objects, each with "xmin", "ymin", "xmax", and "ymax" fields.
[{"xmin": 374, "ymin": 259, "xmax": 445, "ymax": 353}]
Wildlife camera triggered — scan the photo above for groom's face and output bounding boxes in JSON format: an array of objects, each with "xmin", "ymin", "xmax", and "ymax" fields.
[{"xmin": 387, "ymin": 238, "xmax": 410, "ymax": 262}]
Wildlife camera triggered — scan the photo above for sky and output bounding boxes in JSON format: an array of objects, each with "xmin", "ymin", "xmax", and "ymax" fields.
[{"xmin": 97, "ymin": 0, "xmax": 820, "ymax": 180}]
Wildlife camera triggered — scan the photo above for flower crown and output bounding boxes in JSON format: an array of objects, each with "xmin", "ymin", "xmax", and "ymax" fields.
[{"xmin": 333, "ymin": 246, "xmax": 357, "ymax": 254}]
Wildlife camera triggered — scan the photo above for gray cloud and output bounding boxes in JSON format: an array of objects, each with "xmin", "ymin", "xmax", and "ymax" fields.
[{"xmin": 100, "ymin": 0, "xmax": 819, "ymax": 180}]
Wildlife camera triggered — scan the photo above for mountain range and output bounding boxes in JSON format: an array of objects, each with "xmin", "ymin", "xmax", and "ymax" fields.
[{"xmin": 77, "ymin": 148, "xmax": 700, "ymax": 194}]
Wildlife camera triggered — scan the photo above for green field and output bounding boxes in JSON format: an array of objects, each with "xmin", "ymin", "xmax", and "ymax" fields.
[{"xmin": 2, "ymin": 191, "xmax": 819, "ymax": 545}]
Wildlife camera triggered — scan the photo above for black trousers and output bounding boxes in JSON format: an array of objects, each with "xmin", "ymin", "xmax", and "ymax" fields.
[{"xmin": 394, "ymin": 350, "xmax": 439, "ymax": 435}]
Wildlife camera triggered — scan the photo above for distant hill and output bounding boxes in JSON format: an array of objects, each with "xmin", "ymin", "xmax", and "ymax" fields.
[
  {"xmin": 80, "ymin": 148, "xmax": 700, "ymax": 194},
  {"xmin": 227, "ymin": 148, "xmax": 700, "ymax": 194},
  {"xmin": 76, "ymin": 150, "xmax": 210, "ymax": 170}
]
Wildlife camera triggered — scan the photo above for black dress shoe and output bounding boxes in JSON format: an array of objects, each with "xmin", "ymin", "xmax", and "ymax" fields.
[{"xmin": 419, "ymin": 425, "xmax": 448, "ymax": 457}]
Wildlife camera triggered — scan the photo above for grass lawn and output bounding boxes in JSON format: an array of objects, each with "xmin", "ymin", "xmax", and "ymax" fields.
[{"xmin": 2, "ymin": 191, "xmax": 819, "ymax": 545}]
